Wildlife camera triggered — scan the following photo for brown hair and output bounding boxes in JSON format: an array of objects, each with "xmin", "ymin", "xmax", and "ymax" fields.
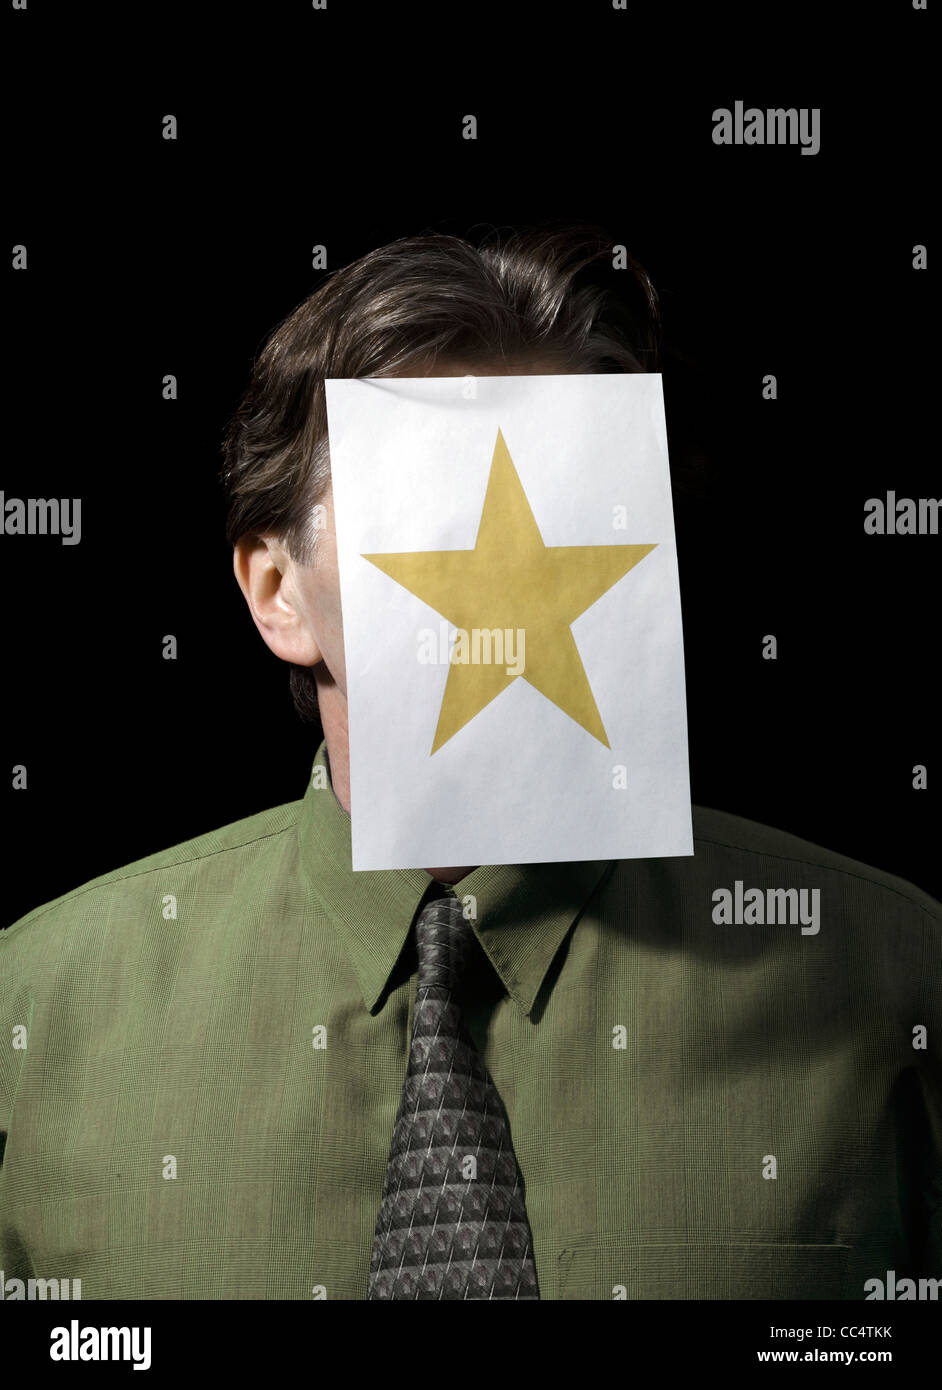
[{"xmin": 220, "ymin": 221, "xmax": 662, "ymax": 720}]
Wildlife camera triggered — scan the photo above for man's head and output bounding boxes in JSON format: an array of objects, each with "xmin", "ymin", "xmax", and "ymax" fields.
[{"xmin": 222, "ymin": 223, "xmax": 661, "ymax": 721}]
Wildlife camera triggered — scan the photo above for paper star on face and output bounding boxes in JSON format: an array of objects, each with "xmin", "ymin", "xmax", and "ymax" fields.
[{"xmin": 363, "ymin": 428, "xmax": 657, "ymax": 753}]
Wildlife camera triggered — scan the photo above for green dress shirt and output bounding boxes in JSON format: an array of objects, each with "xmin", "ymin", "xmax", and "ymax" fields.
[{"xmin": 1, "ymin": 741, "xmax": 940, "ymax": 1300}]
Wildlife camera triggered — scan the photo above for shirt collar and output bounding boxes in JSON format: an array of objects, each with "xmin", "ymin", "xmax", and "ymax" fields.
[{"xmin": 296, "ymin": 740, "xmax": 611, "ymax": 1017}]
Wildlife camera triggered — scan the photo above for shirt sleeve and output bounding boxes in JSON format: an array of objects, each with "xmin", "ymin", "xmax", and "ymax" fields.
[
  {"xmin": 913, "ymin": 899, "xmax": 942, "ymax": 1276},
  {"xmin": 0, "ymin": 930, "xmax": 35, "ymax": 1277}
]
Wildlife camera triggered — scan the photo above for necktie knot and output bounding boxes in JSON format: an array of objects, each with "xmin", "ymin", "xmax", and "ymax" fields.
[{"xmin": 414, "ymin": 891, "xmax": 475, "ymax": 995}]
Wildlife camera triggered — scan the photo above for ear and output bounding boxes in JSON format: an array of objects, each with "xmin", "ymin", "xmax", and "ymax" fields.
[{"xmin": 232, "ymin": 534, "xmax": 323, "ymax": 667}]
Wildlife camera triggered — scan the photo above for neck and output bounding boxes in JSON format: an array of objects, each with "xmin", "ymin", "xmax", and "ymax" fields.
[{"xmin": 316, "ymin": 672, "xmax": 477, "ymax": 884}]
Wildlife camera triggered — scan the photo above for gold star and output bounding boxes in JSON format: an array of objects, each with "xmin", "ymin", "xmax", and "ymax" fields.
[{"xmin": 363, "ymin": 427, "xmax": 657, "ymax": 753}]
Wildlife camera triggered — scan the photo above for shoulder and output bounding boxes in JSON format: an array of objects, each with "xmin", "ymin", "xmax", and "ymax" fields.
[
  {"xmin": 690, "ymin": 802, "xmax": 941, "ymax": 923},
  {"xmin": 1, "ymin": 797, "xmax": 305, "ymax": 951}
]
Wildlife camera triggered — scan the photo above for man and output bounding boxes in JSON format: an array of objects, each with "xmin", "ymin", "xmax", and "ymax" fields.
[{"xmin": 1, "ymin": 225, "xmax": 939, "ymax": 1300}]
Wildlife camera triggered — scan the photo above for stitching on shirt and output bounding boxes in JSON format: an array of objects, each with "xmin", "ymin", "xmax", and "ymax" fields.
[
  {"xmin": 693, "ymin": 830, "xmax": 941, "ymax": 923},
  {"xmin": 5, "ymin": 807, "xmax": 937, "ymax": 938},
  {"xmin": 1, "ymin": 809, "xmax": 303, "ymax": 938}
]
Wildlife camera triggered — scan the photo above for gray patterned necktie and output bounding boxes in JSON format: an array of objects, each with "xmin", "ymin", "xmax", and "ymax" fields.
[{"xmin": 367, "ymin": 889, "xmax": 541, "ymax": 1299}]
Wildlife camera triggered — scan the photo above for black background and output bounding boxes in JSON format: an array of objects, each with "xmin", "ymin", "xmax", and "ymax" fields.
[{"xmin": 3, "ymin": 1, "xmax": 937, "ymax": 926}]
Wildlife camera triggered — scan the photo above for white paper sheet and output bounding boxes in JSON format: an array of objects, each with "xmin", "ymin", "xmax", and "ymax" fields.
[{"xmin": 325, "ymin": 373, "xmax": 693, "ymax": 870}]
